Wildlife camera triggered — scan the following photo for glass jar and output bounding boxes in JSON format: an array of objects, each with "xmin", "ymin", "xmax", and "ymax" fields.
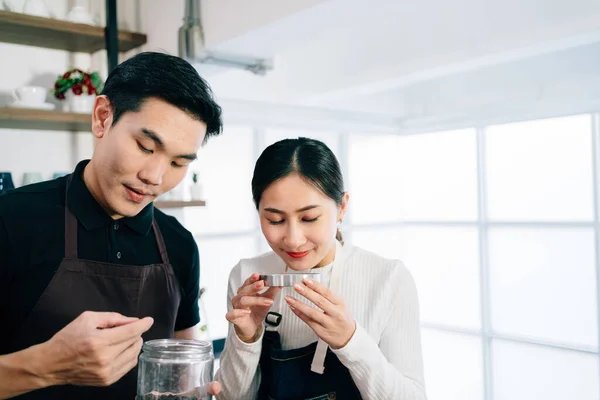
[{"xmin": 136, "ymin": 339, "xmax": 214, "ymax": 400}]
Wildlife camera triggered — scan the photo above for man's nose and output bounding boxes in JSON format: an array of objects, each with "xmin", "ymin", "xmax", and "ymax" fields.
[{"xmin": 138, "ymin": 161, "xmax": 167, "ymax": 186}]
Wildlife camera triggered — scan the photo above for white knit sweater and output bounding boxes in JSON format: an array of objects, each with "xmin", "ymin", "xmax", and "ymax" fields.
[{"xmin": 214, "ymin": 242, "xmax": 427, "ymax": 400}]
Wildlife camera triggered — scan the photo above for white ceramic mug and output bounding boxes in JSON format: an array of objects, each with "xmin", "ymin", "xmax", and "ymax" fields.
[
  {"xmin": 22, "ymin": 0, "xmax": 50, "ymax": 18},
  {"xmin": 66, "ymin": 6, "xmax": 95, "ymax": 24},
  {"xmin": 22, "ymin": 172, "xmax": 43, "ymax": 186},
  {"xmin": 52, "ymin": 172, "xmax": 69, "ymax": 179},
  {"xmin": 14, "ymin": 86, "xmax": 47, "ymax": 105}
]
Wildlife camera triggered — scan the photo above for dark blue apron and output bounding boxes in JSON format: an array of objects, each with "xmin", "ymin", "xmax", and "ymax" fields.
[
  {"xmin": 257, "ymin": 330, "xmax": 362, "ymax": 400},
  {"xmin": 256, "ymin": 241, "xmax": 362, "ymax": 400}
]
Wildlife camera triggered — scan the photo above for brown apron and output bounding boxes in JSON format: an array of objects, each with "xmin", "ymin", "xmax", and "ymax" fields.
[{"xmin": 11, "ymin": 176, "xmax": 182, "ymax": 399}]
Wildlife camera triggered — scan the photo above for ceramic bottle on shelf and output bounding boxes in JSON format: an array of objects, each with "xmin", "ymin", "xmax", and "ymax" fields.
[{"xmin": 190, "ymin": 172, "xmax": 204, "ymax": 200}]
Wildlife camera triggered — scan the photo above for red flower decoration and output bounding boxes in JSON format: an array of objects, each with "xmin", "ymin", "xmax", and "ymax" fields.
[
  {"xmin": 71, "ymin": 84, "xmax": 83, "ymax": 95},
  {"xmin": 52, "ymin": 68, "xmax": 103, "ymax": 100}
]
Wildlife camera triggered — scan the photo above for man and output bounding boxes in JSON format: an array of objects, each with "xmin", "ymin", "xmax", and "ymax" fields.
[{"xmin": 0, "ymin": 52, "xmax": 223, "ymax": 399}]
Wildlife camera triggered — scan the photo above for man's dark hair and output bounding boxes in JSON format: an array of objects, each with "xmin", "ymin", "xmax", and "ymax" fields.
[{"xmin": 100, "ymin": 51, "xmax": 223, "ymax": 141}]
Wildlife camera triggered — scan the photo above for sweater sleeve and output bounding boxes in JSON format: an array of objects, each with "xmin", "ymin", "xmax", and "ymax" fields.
[
  {"xmin": 332, "ymin": 263, "xmax": 428, "ymax": 400},
  {"xmin": 214, "ymin": 262, "xmax": 264, "ymax": 400}
]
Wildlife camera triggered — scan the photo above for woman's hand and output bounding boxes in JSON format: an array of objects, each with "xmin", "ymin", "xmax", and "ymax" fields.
[
  {"xmin": 286, "ymin": 278, "xmax": 356, "ymax": 349},
  {"xmin": 226, "ymin": 273, "xmax": 281, "ymax": 343}
]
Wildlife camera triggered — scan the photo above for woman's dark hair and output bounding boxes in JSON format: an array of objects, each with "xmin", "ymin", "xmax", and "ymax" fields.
[
  {"xmin": 252, "ymin": 137, "xmax": 345, "ymax": 242},
  {"xmin": 100, "ymin": 51, "xmax": 223, "ymax": 142}
]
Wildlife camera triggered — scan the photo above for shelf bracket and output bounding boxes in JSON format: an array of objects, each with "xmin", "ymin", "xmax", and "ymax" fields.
[{"xmin": 105, "ymin": 0, "xmax": 118, "ymax": 73}]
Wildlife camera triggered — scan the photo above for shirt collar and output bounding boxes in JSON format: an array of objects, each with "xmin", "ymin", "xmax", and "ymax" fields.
[{"xmin": 66, "ymin": 159, "xmax": 154, "ymax": 235}]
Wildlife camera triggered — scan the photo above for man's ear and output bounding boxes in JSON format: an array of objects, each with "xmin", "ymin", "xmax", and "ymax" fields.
[{"xmin": 91, "ymin": 95, "xmax": 113, "ymax": 139}]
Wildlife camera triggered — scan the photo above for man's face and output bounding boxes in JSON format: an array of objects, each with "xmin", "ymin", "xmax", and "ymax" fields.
[{"xmin": 89, "ymin": 96, "xmax": 207, "ymax": 218}]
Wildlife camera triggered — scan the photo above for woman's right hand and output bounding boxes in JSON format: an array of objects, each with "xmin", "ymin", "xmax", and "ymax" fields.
[{"xmin": 226, "ymin": 273, "xmax": 281, "ymax": 343}]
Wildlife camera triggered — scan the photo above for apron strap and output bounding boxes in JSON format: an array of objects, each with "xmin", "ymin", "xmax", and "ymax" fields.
[
  {"xmin": 310, "ymin": 339, "xmax": 328, "ymax": 374},
  {"xmin": 152, "ymin": 219, "xmax": 170, "ymax": 264},
  {"xmin": 310, "ymin": 239, "xmax": 344, "ymax": 374},
  {"xmin": 64, "ymin": 174, "xmax": 78, "ymax": 259},
  {"xmin": 62, "ymin": 173, "xmax": 169, "ymax": 264}
]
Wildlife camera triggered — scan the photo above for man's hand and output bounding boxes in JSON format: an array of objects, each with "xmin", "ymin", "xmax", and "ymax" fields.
[
  {"xmin": 182, "ymin": 381, "xmax": 222, "ymax": 397},
  {"xmin": 0, "ymin": 311, "xmax": 154, "ymax": 399},
  {"xmin": 40, "ymin": 311, "xmax": 154, "ymax": 387},
  {"xmin": 208, "ymin": 381, "xmax": 222, "ymax": 396}
]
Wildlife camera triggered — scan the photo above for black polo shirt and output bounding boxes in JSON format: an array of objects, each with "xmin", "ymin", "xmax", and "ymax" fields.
[{"xmin": 0, "ymin": 160, "xmax": 200, "ymax": 353}]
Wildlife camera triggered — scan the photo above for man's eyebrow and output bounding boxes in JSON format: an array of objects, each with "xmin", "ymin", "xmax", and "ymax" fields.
[
  {"xmin": 141, "ymin": 128, "xmax": 163, "ymax": 147},
  {"xmin": 178, "ymin": 153, "xmax": 197, "ymax": 161}
]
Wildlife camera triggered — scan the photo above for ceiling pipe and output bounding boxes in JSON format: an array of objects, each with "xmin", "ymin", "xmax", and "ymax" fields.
[{"xmin": 178, "ymin": 0, "xmax": 273, "ymax": 76}]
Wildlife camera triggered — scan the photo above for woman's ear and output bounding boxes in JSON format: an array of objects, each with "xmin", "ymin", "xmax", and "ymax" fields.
[
  {"xmin": 338, "ymin": 192, "xmax": 350, "ymax": 222},
  {"xmin": 91, "ymin": 95, "xmax": 113, "ymax": 139}
]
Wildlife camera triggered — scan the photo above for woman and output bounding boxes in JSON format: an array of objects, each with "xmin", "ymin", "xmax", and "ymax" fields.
[{"xmin": 215, "ymin": 137, "xmax": 427, "ymax": 400}]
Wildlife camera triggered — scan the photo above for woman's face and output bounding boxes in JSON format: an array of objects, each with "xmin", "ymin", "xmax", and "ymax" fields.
[{"xmin": 258, "ymin": 173, "xmax": 348, "ymax": 271}]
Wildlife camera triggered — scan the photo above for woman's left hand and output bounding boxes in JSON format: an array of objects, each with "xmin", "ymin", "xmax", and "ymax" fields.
[{"xmin": 286, "ymin": 278, "xmax": 356, "ymax": 349}]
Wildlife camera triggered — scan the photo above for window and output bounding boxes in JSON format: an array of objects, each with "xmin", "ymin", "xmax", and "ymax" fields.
[
  {"xmin": 196, "ymin": 235, "xmax": 260, "ymax": 340},
  {"xmin": 485, "ymin": 115, "xmax": 594, "ymax": 221},
  {"xmin": 352, "ymin": 226, "xmax": 481, "ymax": 329},
  {"xmin": 488, "ymin": 227, "xmax": 597, "ymax": 347},
  {"xmin": 421, "ymin": 329, "xmax": 484, "ymax": 400},
  {"xmin": 184, "ymin": 125, "xmax": 257, "ymax": 235},
  {"xmin": 349, "ymin": 115, "xmax": 599, "ymax": 400},
  {"xmin": 492, "ymin": 340, "xmax": 599, "ymax": 400},
  {"xmin": 348, "ymin": 129, "xmax": 478, "ymax": 224}
]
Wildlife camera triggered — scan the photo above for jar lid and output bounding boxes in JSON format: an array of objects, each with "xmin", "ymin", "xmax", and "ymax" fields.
[{"xmin": 142, "ymin": 339, "xmax": 213, "ymax": 360}]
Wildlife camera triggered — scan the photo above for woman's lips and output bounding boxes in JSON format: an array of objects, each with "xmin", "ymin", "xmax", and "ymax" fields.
[{"xmin": 286, "ymin": 250, "xmax": 310, "ymax": 259}]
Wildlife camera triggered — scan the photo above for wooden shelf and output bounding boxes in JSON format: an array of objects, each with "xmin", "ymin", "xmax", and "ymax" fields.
[
  {"xmin": 154, "ymin": 200, "xmax": 207, "ymax": 209},
  {"xmin": 0, "ymin": 107, "xmax": 91, "ymax": 131},
  {"xmin": 0, "ymin": 10, "xmax": 146, "ymax": 53}
]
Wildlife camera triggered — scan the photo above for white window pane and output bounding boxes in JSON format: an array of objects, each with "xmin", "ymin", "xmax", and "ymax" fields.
[
  {"xmin": 493, "ymin": 340, "xmax": 600, "ymax": 400},
  {"xmin": 348, "ymin": 134, "xmax": 401, "ymax": 225},
  {"xmin": 351, "ymin": 226, "xmax": 481, "ymax": 330},
  {"xmin": 421, "ymin": 329, "xmax": 484, "ymax": 400},
  {"xmin": 262, "ymin": 129, "xmax": 340, "ymax": 160},
  {"xmin": 349, "ymin": 226, "xmax": 403, "ymax": 260},
  {"xmin": 349, "ymin": 129, "xmax": 478, "ymax": 224},
  {"xmin": 197, "ymin": 235, "xmax": 260, "ymax": 340},
  {"xmin": 489, "ymin": 227, "xmax": 598, "ymax": 347},
  {"xmin": 485, "ymin": 115, "xmax": 594, "ymax": 221},
  {"xmin": 183, "ymin": 126, "xmax": 257, "ymax": 234}
]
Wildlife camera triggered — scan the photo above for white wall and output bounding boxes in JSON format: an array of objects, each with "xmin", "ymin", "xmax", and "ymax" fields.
[
  {"xmin": 0, "ymin": 0, "xmax": 141, "ymax": 185},
  {"xmin": 0, "ymin": 41, "xmax": 94, "ymax": 184}
]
